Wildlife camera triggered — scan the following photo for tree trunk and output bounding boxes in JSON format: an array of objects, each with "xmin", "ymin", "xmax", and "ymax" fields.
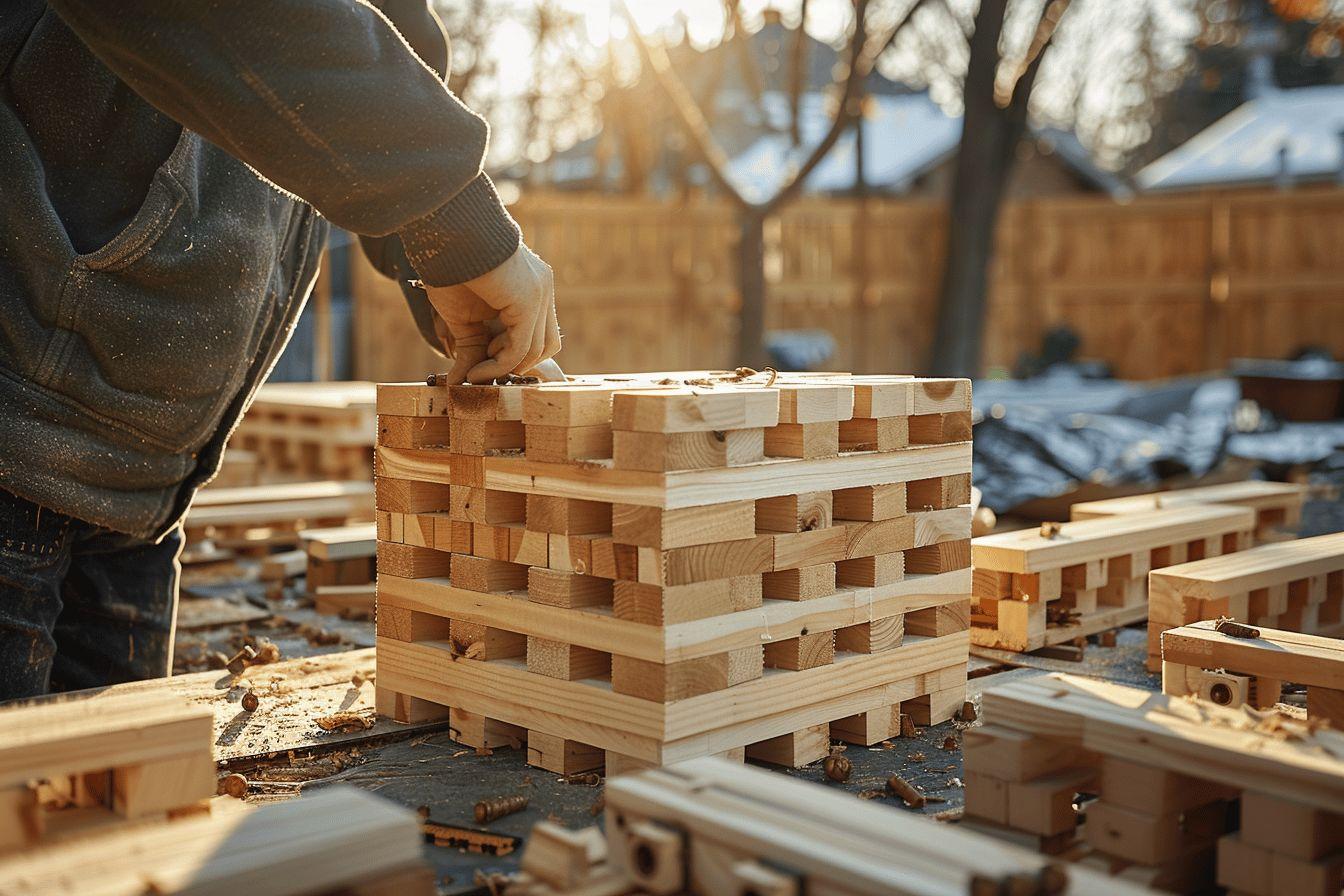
[
  {"xmin": 736, "ymin": 211, "xmax": 769, "ymax": 368},
  {"xmin": 929, "ymin": 0, "xmax": 1022, "ymax": 378}
]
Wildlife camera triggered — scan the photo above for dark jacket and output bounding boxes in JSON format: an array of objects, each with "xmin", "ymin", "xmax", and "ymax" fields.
[{"xmin": 0, "ymin": 0, "xmax": 520, "ymax": 540}]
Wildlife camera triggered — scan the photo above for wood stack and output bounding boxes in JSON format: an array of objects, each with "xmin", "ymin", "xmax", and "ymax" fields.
[
  {"xmin": 185, "ymin": 481, "xmax": 375, "ymax": 551},
  {"xmin": 970, "ymin": 506, "xmax": 1256, "ymax": 653},
  {"xmin": 1146, "ymin": 532, "xmax": 1344, "ymax": 670},
  {"xmin": 373, "ymin": 371, "xmax": 974, "ymax": 774},
  {"xmin": 229, "ymin": 381, "xmax": 377, "ymax": 483},
  {"xmin": 505, "ymin": 756, "xmax": 1147, "ymax": 896},
  {"xmin": 1071, "ymin": 481, "xmax": 1307, "ymax": 544},
  {"xmin": 0, "ymin": 787, "xmax": 432, "ymax": 896},
  {"xmin": 1162, "ymin": 619, "xmax": 1344, "ymax": 725},
  {"xmin": 302, "ymin": 523, "xmax": 377, "ymax": 616},
  {"xmin": 963, "ymin": 672, "xmax": 1344, "ymax": 894}
]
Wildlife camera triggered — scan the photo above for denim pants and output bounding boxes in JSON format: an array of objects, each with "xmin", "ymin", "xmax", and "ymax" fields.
[{"xmin": 0, "ymin": 488, "xmax": 180, "ymax": 700}]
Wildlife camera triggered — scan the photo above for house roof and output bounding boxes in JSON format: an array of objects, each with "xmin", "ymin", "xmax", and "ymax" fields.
[{"xmin": 1136, "ymin": 83, "xmax": 1344, "ymax": 191}]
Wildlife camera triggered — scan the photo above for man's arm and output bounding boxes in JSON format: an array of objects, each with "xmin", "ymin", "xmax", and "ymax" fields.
[{"xmin": 47, "ymin": 0, "xmax": 515, "ymax": 286}]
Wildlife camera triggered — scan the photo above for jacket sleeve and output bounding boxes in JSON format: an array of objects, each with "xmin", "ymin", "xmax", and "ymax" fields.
[{"xmin": 45, "ymin": 0, "xmax": 518, "ymax": 285}]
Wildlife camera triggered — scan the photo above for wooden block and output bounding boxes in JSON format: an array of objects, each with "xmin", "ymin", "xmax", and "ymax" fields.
[
  {"xmin": 904, "ymin": 539, "xmax": 970, "ymax": 574},
  {"xmin": 1012, "ymin": 569, "xmax": 1063, "ymax": 602},
  {"xmin": 525, "ymin": 423, "xmax": 613, "ymax": 463},
  {"xmin": 830, "ymin": 705, "xmax": 901, "ymax": 745},
  {"xmin": 962, "ymin": 725, "xmax": 1087, "ymax": 782},
  {"xmin": 1216, "ymin": 833, "xmax": 1273, "ymax": 896},
  {"xmin": 446, "ymin": 384, "xmax": 524, "ymax": 421},
  {"xmin": 835, "ymin": 551, "xmax": 903, "ymax": 587},
  {"xmin": 402, "ymin": 513, "xmax": 439, "ymax": 548},
  {"xmin": 776, "ymin": 383, "xmax": 854, "ymax": 423},
  {"xmin": 842, "ymin": 516, "xmax": 916, "ymax": 559},
  {"xmin": 612, "ymin": 428, "xmax": 764, "ymax": 472},
  {"xmin": 377, "ymin": 415, "xmax": 452, "ymax": 449},
  {"xmin": 851, "ymin": 379, "xmax": 915, "ymax": 418},
  {"xmin": 834, "ymin": 615, "xmax": 904, "ymax": 653},
  {"xmin": 904, "ymin": 684, "xmax": 965, "ymax": 725},
  {"xmin": 973, "ymin": 568, "xmax": 1014, "ymax": 601},
  {"xmin": 613, "ymin": 577, "xmax": 763, "ymax": 625},
  {"xmin": 772, "ymin": 527, "xmax": 847, "ymax": 571},
  {"xmin": 1097, "ymin": 576, "xmax": 1145, "ymax": 607},
  {"xmin": 611, "ymin": 654, "xmax": 730, "ymax": 702},
  {"xmin": 0, "ymin": 786, "xmax": 40, "ymax": 851},
  {"xmin": 754, "ymin": 492, "xmax": 833, "ymax": 533},
  {"xmin": 375, "ymin": 478, "xmax": 451, "ymax": 514},
  {"xmin": 509, "ymin": 525, "xmax": 550, "ymax": 567},
  {"xmin": 964, "ymin": 772, "xmax": 1010, "ymax": 825},
  {"xmin": 1061, "ymin": 559, "xmax": 1107, "ymax": 591},
  {"xmin": 1098, "ymin": 757, "xmax": 1235, "ymax": 814},
  {"xmin": 527, "ymin": 731, "xmax": 603, "ymax": 775},
  {"xmin": 435, "ymin": 516, "xmax": 473, "ymax": 554},
  {"xmin": 519, "ymin": 821, "xmax": 608, "ymax": 890},
  {"xmin": 763, "ymin": 421, "xmax": 839, "ymax": 459},
  {"xmin": 762, "ymin": 563, "xmax": 836, "ymax": 601},
  {"xmin": 112, "ymin": 754, "xmax": 216, "ymax": 819},
  {"xmin": 907, "ymin": 474, "xmax": 972, "ymax": 511},
  {"xmin": 909, "ymin": 411, "xmax": 972, "ymax": 444},
  {"xmin": 612, "ymin": 501, "xmax": 755, "ymax": 549},
  {"xmin": 985, "ymin": 599, "xmax": 1046, "ymax": 651},
  {"xmin": 471, "ymin": 523, "xmax": 514, "ymax": 561},
  {"xmin": 375, "ymin": 605, "xmax": 451, "ymax": 642},
  {"xmin": 375, "ymin": 510, "xmax": 395, "ymax": 543},
  {"xmin": 527, "ymin": 495, "xmax": 613, "ymax": 535},
  {"xmin": 527, "ymin": 637, "xmax": 611, "ymax": 681},
  {"xmin": 744, "ymin": 724, "xmax": 829, "ymax": 767},
  {"xmin": 527, "ymin": 568, "xmax": 614, "ymax": 608},
  {"xmin": 548, "ymin": 533, "xmax": 594, "ymax": 575},
  {"xmin": 1152, "ymin": 542, "xmax": 1190, "ymax": 568},
  {"xmin": 911, "ymin": 378, "xmax": 972, "ymax": 414},
  {"xmin": 837, "ymin": 416, "xmax": 908, "ymax": 452},
  {"xmin": 592, "ymin": 537, "xmax": 638, "ymax": 580},
  {"xmin": 832, "ymin": 483, "xmax": 905, "ymax": 521},
  {"xmin": 449, "ymin": 708, "xmax": 525, "ymax": 751},
  {"xmin": 1005, "ymin": 768, "xmax": 1093, "ymax": 837},
  {"xmin": 448, "ymin": 418, "xmax": 525, "ymax": 455},
  {"xmin": 452, "ymin": 554, "xmax": 528, "ymax": 593},
  {"xmin": 641, "ymin": 536, "xmax": 775, "ymax": 586},
  {"xmin": 376, "ymin": 383, "xmax": 451, "ymax": 417},
  {"xmin": 1269, "ymin": 847, "xmax": 1344, "ymax": 896},
  {"xmin": 905, "ymin": 599, "xmax": 970, "ymax": 636},
  {"xmin": 448, "ymin": 621, "xmax": 526, "ymax": 660},
  {"xmin": 763, "ymin": 630, "xmax": 835, "ymax": 670},
  {"xmin": 611, "ymin": 388, "xmax": 779, "ymax": 433},
  {"xmin": 522, "ymin": 384, "xmax": 619, "ymax": 426},
  {"xmin": 375, "ymin": 687, "xmax": 450, "ymax": 723},
  {"xmin": 1241, "ymin": 790, "xmax": 1344, "ymax": 860},
  {"xmin": 447, "ymin": 453, "xmax": 485, "ymax": 486},
  {"xmin": 1108, "ymin": 551, "xmax": 1151, "ymax": 581},
  {"xmin": 1085, "ymin": 799, "xmax": 1231, "ymax": 865},
  {"xmin": 449, "ymin": 486, "xmax": 525, "ymax": 524},
  {"xmin": 376, "ymin": 543, "xmax": 451, "ymax": 579},
  {"xmin": 604, "ymin": 751, "xmax": 657, "ymax": 779}
]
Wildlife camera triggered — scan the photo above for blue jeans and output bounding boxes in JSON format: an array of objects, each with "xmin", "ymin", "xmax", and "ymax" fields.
[{"xmin": 0, "ymin": 488, "xmax": 181, "ymax": 700}]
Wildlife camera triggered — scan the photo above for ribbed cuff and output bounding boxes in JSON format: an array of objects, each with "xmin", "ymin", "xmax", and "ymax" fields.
[{"xmin": 399, "ymin": 174, "xmax": 521, "ymax": 286}]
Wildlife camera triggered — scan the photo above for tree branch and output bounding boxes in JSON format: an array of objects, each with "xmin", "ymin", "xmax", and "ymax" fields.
[{"xmin": 996, "ymin": 0, "xmax": 1072, "ymax": 107}]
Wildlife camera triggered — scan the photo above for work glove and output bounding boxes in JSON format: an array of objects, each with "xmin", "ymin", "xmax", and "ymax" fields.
[{"xmin": 424, "ymin": 242, "xmax": 562, "ymax": 384}]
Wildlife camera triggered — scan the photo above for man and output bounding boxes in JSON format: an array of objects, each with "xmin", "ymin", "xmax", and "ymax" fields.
[{"xmin": 0, "ymin": 0, "xmax": 560, "ymax": 699}]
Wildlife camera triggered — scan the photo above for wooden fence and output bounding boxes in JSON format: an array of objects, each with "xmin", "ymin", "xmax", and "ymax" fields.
[{"xmin": 348, "ymin": 186, "xmax": 1344, "ymax": 382}]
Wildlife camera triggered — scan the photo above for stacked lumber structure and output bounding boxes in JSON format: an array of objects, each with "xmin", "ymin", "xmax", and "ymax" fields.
[
  {"xmin": 1146, "ymin": 532, "xmax": 1344, "ymax": 671},
  {"xmin": 970, "ymin": 506, "xmax": 1256, "ymax": 653},
  {"xmin": 185, "ymin": 480, "xmax": 375, "ymax": 551},
  {"xmin": 0, "ymin": 693, "xmax": 430, "ymax": 895},
  {"xmin": 302, "ymin": 523, "xmax": 377, "ymax": 616},
  {"xmin": 1162, "ymin": 619, "xmax": 1344, "ymax": 726},
  {"xmin": 228, "ymin": 381, "xmax": 377, "ymax": 482},
  {"xmin": 505, "ymin": 756, "xmax": 1148, "ymax": 896},
  {"xmin": 963, "ymin": 672, "xmax": 1344, "ymax": 894},
  {"xmin": 373, "ymin": 371, "xmax": 974, "ymax": 773},
  {"xmin": 1071, "ymin": 481, "xmax": 1308, "ymax": 544}
]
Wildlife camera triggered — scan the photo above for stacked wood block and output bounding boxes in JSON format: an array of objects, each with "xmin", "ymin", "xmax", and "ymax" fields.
[
  {"xmin": 1146, "ymin": 532, "xmax": 1344, "ymax": 671},
  {"xmin": 1162, "ymin": 619, "xmax": 1344, "ymax": 726},
  {"xmin": 0, "ymin": 787, "xmax": 432, "ymax": 896},
  {"xmin": 970, "ymin": 506, "xmax": 1256, "ymax": 653},
  {"xmin": 1071, "ymin": 480, "xmax": 1307, "ymax": 544},
  {"xmin": 963, "ymin": 672, "xmax": 1344, "ymax": 894},
  {"xmin": 373, "ymin": 371, "xmax": 973, "ymax": 773},
  {"xmin": 0, "ymin": 695, "xmax": 215, "ymax": 853},
  {"xmin": 302, "ymin": 523, "xmax": 377, "ymax": 616},
  {"xmin": 184, "ymin": 481, "xmax": 375, "ymax": 551},
  {"xmin": 230, "ymin": 381, "xmax": 377, "ymax": 482},
  {"xmin": 505, "ymin": 756, "xmax": 1146, "ymax": 896}
]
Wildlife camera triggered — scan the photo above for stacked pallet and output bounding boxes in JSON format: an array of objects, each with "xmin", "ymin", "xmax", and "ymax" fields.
[
  {"xmin": 302, "ymin": 523, "xmax": 377, "ymax": 616},
  {"xmin": 373, "ymin": 371, "xmax": 974, "ymax": 773},
  {"xmin": 964, "ymin": 672, "xmax": 1344, "ymax": 894},
  {"xmin": 1146, "ymin": 532, "xmax": 1344, "ymax": 670},
  {"xmin": 970, "ymin": 506, "xmax": 1256, "ymax": 652},
  {"xmin": 506, "ymin": 756, "xmax": 1146, "ymax": 896},
  {"xmin": 185, "ymin": 481, "xmax": 375, "ymax": 551},
  {"xmin": 230, "ymin": 381, "xmax": 377, "ymax": 482},
  {"xmin": 1071, "ymin": 481, "xmax": 1307, "ymax": 543},
  {"xmin": 1162, "ymin": 619, "xmax": 1344, "ymax": 725}
]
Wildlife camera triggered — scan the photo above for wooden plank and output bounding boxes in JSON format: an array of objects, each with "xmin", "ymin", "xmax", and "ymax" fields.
[
  {"xmin": 1161, "ymin": 621, "xmax": 1344, "ymax": 690},
  {"xmin": 1148, "ymin": 532, "xmax": 1344, "ymax": 601},
  {"xmin": 1071, "ymin": 481, "xmax": 1308, "ymax": 520},
  {"xmin": 611, "ymin": 388, "xmax": 779, "ymax": 433},
  {"xmin": 612, "ymin": 501, "xmax": 755, "ymax": 549}
]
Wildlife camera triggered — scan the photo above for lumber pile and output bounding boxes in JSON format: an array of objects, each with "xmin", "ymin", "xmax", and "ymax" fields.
[
  {"xmin": 185, "ymin": 481, "xmax": 375, "ymax": 551},
  {"xmin": 1071, "ymin": 481, "xmax": 1307, "ymax": 544},
  {"xmin": 373, "ymin": 371, "xmax": 974, "ymax": 773},
  {"xmin": 302, "ymin": 523, "xmax": 377, "ymax": 616},
  {"xmin": 1162, "ymin": 619, "xmax": 1344, "ymax": 726},
  {"xmin": 1147, "ymin": 532, "xmax": 1344, "ymax": 670},
  {"xmin": 963, "ymin": 672, "xmax": 1344, "ymax": 894},
  {"xmin": 230, "ymin": 381, "xmax": 377, "ymax": 482},
  {"xmin": 0, "ymin": 694, "xmax": 215, "ymax": 853},
  {"xmin": 0, "ymin": 787, "xmax": 431, "ymax": 896},
  {"xmin": 970, "ymin": 506, "xmax": 1256, "ymax": 653},
  {"xmin": 505, "ymin": 756, "xmax": 1146, "ymax": 896}
]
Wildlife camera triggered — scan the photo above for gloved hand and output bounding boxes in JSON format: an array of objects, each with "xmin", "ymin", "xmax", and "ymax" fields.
[{"xmin": 425, "ymin": 242, "xmax": 562, "ymax": 384}]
